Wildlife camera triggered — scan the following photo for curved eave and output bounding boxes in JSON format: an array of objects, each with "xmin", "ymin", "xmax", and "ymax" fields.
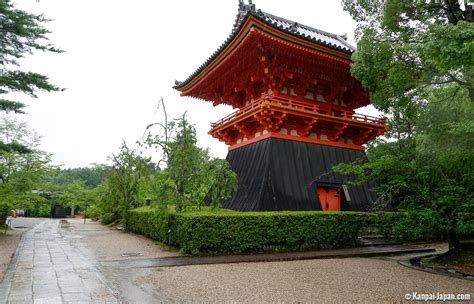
[{"xmin": 174, "ymin": 12, "xmax": 354, "ymax": 93}]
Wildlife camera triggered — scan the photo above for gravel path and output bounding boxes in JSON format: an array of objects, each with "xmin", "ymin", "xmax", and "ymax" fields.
[{"xmin": 133, "ymin": 258, "xmax": 473, "ymax": 303}]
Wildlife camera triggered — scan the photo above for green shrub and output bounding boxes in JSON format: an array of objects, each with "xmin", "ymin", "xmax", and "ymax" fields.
[
  {"xmin": 30, "ymin": 204, "xmax": 51, "ymax": 218},
  {"xmin": 100, "ymin": 212, "xmax": 116, "ymax": 225},
  {"xmin": 128, "ymin": 208, "xmax": 367, "ymax": 255},
  {"xmin": 126, "ymin": 207, "xmax": 474, "ymax": 255},
  {"xmin": 370, "ymin": 210, "xmax": 470, "ymax": 241},
  {"xmin": 126, "ymin": 206, "xmax": 174, "ymax": 242},
  {"xmin": 84, "ymin": 204, "xmax": 101, "ymax": 220},
  {"xmin": 173, "ymin": 211, "xmax": 369, "ymax": 255},
  {"xmin": 457, "ymin": 213, "xmax": 474, "ymax": 238},
  {"xmin": 392, "ymin": 210, "xmax": 445, "ymax": 241}
]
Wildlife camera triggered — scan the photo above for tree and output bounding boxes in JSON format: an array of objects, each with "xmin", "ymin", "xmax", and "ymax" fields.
[
  {"xmin": 0, "ymin": 0, "xmax": 62, "ymax": 152},
  {"xmin": 144, "ymin": 113, "xmax": 237, "ymax": 212},
  {"xmin": 337, "ymin": 1, "xmax": 474, "ymax": 251},
  {"xmin": 0, "ymin": 117, "xmax": 52, "ymax": 224},
  {"xmin": 98, "ymin": 142, "xmax": 152, "ymax": 223},
  {"xmin": 55, "ymin": 181, "xmax": 93, "ymax": 213},
  {"xmin": 45, "ymin": 165, "xmax": 110, "ymax": 188},
  {"xmin": 343, "ymin": 0, "xmax": 473, "ymax": 109},
  {"xmin": 166, "ymin": 115, "xmax": 237, "ymax": 211}
]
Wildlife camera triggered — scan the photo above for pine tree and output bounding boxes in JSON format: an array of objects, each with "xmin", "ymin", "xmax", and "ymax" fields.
[{"xmin": 0, "ymin": 0, "xmax": 62, "ymax": 152}]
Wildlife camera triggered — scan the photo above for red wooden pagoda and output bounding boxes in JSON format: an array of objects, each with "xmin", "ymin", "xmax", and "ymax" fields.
[{"xmin": 174, "ymin": 1, "xmax": 388, "ymax": 211}]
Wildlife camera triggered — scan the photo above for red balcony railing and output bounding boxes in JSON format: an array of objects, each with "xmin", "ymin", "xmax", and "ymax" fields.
[{"xmin": 211, "ymin": 95, "xmax": 387, "ymax": 129}]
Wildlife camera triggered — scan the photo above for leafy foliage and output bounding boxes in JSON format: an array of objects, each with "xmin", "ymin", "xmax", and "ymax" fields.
[
  {"xmin": 0, "ymin": 0, "xmax": 61, "ymax": 222},
  {"xmin": 0, "ymin": 0, "xmax": 62, "ymax": 152},
  {"xmin": 45, "ymin": 165, "xmax": 109, "ymax": 188},
  {"xmin": 94, "ymin": 142, "xmax": 152, "ymax": 223},
  {"xmin": 127, "ymin": 207, "xmax": 367, "ymax": 255},
  {"xmin": 54, "ymin": 181, "xmax": 93, "ymax": 211},
  {"xmin": 127, "ymin": 207, "xmax": 474, "ymax": 255},
  {"xmin": 339, "ymin": 0, "xmax": 474, "ymax": 250},
  {"xmin": 0, "ymin": 116, "xmax": 51, "ymax": 223},
  {"xmin": 343, "ymin": 0, "xmax": 473, "ymax": 108},
  {"xmin": 143, "ymin": 112, "xmax": 237, "ymax": 212}
]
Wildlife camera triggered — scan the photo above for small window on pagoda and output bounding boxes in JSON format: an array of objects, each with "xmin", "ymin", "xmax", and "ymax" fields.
[
  {"xmin": 280, "ymin": 87, "xmax": 288, "ymax": 94},
  {"xmin": 317, "ymin": 187, "xmax": 341, "ymax": 211},
  {"xmin": 316, "ymin": 94, "xmax": 326, "ymax": 102},
  {"xmin": 304, "ymin": 91, "xmax": 314, "ymax": 100}
]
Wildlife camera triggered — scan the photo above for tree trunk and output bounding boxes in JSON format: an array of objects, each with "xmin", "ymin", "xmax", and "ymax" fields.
[
  {"xmin": 446, "ymin": 208, "xmax": 460, "ymax": 253},
  {"xmin": 447, "ymin": 227, "xmax": 460, "ymax": 252}
]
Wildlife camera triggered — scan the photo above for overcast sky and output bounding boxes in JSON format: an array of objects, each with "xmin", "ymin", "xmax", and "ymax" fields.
[{"xmin": 10, "ymin": 0, "xmax": 375, "ymax": 168}]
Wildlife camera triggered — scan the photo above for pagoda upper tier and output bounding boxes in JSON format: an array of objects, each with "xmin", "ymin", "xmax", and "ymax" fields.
[
  {"xmin": 174, "ymin": 3, "xmax": 368, "ymax": 109},
  {"xmin": 174, "ymin": 2, "xmax": 387, "ymax": 150}
]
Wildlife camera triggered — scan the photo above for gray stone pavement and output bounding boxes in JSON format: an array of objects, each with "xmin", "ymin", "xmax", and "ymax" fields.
[{"xmin": 0, "ymin": 219, "xmax": 119, "ymax": 304}]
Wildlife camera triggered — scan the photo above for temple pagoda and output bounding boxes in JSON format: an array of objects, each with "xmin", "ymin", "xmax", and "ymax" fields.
[{"xmin": 174, "ymin": 1, "xmax": 388, "ymax": 212}]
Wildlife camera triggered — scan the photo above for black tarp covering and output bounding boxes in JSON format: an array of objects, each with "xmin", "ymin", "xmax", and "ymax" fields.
[{"xmin": 223, "ymin": 137, "xmax": 379, "ymax": 211}]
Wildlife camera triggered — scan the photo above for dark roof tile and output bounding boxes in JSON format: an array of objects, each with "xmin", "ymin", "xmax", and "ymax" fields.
[{"xmin": 174, "ymin": 6, "xmax": 355, "ymax": 89}]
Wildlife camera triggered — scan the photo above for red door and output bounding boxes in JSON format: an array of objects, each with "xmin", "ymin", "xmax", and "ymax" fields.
[{"xmin": 317, "ymin": 187, "xmax": 341, "ymax": 211}]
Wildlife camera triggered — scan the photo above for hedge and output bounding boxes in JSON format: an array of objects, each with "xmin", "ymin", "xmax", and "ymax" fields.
[
  {"xmin": 126, "ymin": 207, "xmax": 173, "ymax": 242},
  {"xmin": 172, "ymin": 211, "xmax": 367, "ymax": 255},
  {"xmin": 127, "ymin": 208, "xmax": 370, "ymax": 254},
  {"xmin": 126, "ymin": 207, "xmax": 474, "ymax": 255}
]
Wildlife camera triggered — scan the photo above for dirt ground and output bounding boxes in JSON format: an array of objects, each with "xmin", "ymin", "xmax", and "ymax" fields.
[
  {"xmin": 0, "ymin": 229, "xmax": 22, "ymax": 282},
  {"xmin": 67, "ymin": 218, "xmax": 180, "ymax": 260},
  {"xmin": 0, "ymin": 218, "xmax": 47, "ymax": 283}
]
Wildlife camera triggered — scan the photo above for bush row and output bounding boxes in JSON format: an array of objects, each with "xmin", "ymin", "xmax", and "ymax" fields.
[
  {"xmin": 172, "ymin": 211, "xmax": 367, "ymax": 255},
  {"xmin": 369, "ymin": 210, "xmax": 474, "ymax": 241},
  {"xmin": 126, "ymin": 207, "xmax": 474, "ymax": 255}
]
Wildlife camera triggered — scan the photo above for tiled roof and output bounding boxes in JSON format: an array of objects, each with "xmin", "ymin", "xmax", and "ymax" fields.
[
  {"xmin": 258, "ymin": 11, "xmax": 355, "ymax": 53},
  {"xmin": 174, "ymin": 2, "xmax": 355, "ymax": 89}
]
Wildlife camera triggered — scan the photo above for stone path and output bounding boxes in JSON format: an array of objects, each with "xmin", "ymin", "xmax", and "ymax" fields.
[{"xmin": 0, "ymin": 220, "xmax": 118, "ymax": 304}]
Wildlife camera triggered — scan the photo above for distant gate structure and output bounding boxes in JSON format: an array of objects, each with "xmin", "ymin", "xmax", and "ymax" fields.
[{"xmin": 174, "ymin": 1, "xmax": 388, "ymax": 211}]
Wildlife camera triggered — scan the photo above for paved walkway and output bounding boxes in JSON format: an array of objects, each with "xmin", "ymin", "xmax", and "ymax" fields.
[{"xmin": 0, "ymin": 220, "xmax": 118, "ymax": 304}]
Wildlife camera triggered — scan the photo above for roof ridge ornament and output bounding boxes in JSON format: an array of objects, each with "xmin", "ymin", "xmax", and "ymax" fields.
[
  {"xmin": 234, "ymin": 0, "xmax": 257, "ymax": 31},
  {"xmin": 238, "ymin": 0, "xmax": 256, "ymax": 16}
]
